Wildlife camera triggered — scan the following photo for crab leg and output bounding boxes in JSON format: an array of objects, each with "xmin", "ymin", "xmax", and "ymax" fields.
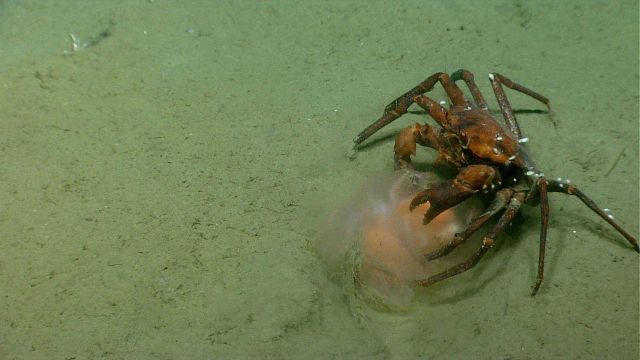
[
  {"xmin": 353, "ymin": 72, "xmax": 469, "ymax": 147},
  {"xmin": 532, "ymin": 177, "xmax": 550, "ymax": 296},
  {"xmin": 546, "ymin": 180, "xmax": 640, "ymax": 252},
  {"xmin": 425, "ymin": 188, "xmax": 514, "ymax": 260},
  {"xmin": 412, "ymin": 94, "xmax": 453, "ymax": 130},
  {"xmin": 489, "ymin": 73, "xmax": 554, "ymax": 139},
  {"xmin": 450, "ymin": 69, "xmax": 489, "ymax": 110},
  {"xmin": 417, "ymin": 192, "xmax": 526, "ymax": 287},
  {"xmin": 353, "ymin": 72, "xmax": 441, "ymax": 147}
]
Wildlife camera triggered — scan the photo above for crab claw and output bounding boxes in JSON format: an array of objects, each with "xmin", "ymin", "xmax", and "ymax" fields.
[
  {"xmin": 409, "ymin": 182, "xmax": 470, "ymax": 225},
  {"xmin": 408, "ymin": 189, "xmax": 427, "ymax": 211},
  {"xmin": 410, "ymin": 165, "xmax": 500, "ymax": 225}
]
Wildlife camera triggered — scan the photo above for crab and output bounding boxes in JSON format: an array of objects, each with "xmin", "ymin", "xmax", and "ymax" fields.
[{"xmin": 352, "ymin": 69, "xmax": 639, "ymax": 295}]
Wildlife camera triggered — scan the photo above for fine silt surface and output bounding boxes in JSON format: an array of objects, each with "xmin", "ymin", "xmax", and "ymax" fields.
[{"xmin": 1, "ymin": 1, "xmax": 638, "ymax": 359}]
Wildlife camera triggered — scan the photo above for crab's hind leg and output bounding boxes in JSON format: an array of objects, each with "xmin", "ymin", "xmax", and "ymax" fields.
[
  {"xmin": 410, "ymin": 165, "xmax": 501, "ymax": 225},
  {"xmin": 547, "ymin": 180, "xmax": 639, "ymax": 252}
]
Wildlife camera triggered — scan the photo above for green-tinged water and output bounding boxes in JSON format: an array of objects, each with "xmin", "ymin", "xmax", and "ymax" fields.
[{"xmin": 1, "ymin": 1, "xmax": 638, "ymax": 359}]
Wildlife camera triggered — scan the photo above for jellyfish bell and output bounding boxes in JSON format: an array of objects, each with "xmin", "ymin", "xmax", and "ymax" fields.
[
  {"xmin": 316, "ymin": 169, "xmax": 484, "ymax": 312},
  {"xmin": 356, "ymin": 196, "xmax": 474, "ymax": 310}
]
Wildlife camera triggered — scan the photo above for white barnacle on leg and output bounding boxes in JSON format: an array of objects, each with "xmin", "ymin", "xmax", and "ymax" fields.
[{"xmin": 603, "ymin": 208, "xmax": 615, "ymax": 220}]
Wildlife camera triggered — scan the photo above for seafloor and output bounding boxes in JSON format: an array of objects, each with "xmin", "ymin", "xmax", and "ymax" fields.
[{"xmin": 1, "ymin": 1, "xmax": 638, "ymax": 359}]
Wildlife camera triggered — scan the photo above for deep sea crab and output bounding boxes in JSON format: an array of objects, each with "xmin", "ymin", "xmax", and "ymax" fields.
[{"xmin": 352, "ymin": 69, "xmax": 639, "ymax": 295}]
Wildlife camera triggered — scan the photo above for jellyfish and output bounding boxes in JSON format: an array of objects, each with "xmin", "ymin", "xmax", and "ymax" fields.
[{"xmin": 316, "ymin": 169, "xmax": 484, "ymax": 311}]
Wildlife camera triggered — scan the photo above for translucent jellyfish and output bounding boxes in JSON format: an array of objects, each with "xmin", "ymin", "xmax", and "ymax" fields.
[{"xmin": 316, "ymin": 169, "xmax": 484, "ymax": 311}]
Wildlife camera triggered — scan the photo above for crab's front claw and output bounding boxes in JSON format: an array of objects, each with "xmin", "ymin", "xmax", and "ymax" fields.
[
  {"xmin": 409, "ymin": 180, "xmax": 474, "ymax": 225},
  {"xmin": 410, "ymin": 165, "xmax": 500, "ymax": 225}
]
